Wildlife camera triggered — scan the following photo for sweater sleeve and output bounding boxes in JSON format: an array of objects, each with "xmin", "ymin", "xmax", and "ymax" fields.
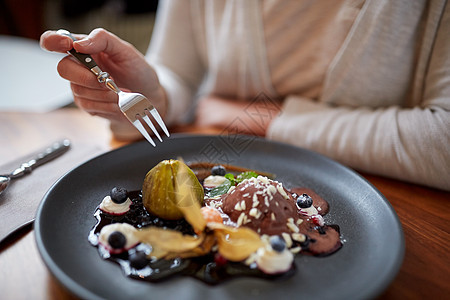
[
  {"xmin": 145, "ymin": 0, "xmax": 205, "ymax": 125},
  {"xmin": 267, "ymin": 5, "xmax": 450, "ymax": 191}
]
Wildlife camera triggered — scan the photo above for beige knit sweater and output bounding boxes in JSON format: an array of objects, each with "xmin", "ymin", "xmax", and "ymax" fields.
[{"xmin": 146, "ymin": 0, "xmax": 450, "ymax": 191}]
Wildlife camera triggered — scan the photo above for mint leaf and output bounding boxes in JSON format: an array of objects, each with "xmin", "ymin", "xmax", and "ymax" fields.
[
  {"xmin": 224, "ymin": 173, "xmax": 236, "ymax": 185},
  {"xmin": 207, "ymin": 179, "xmax": 232, "ymax": 197},
  {"xmin": 236, "ymin": 171, "xmax": 258, "ymax": 184}
]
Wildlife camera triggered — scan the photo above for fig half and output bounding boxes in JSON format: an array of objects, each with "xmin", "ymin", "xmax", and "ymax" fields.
[{"xmin": 142, "ymin": 159, "xmax": 204, "ymax": 220}]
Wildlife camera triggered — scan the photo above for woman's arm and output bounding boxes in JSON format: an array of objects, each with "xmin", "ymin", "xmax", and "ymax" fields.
[
  {"xmin": 267, "ymin": 5, "xmax": 450, "ymax": 191},
  {"xmin": 268, "ymin": 96, "xmax": 450, "ymax": 191}
]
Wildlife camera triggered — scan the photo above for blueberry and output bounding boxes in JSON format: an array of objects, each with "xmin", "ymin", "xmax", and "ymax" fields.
[
  {"xmin": 108, "ymin": 231, "xmax": 127, "ymax": 249},
  {"xmin": 110, "ymin": 187, "xmax": 128, "ymax": 204},
  {"xmin": 129, "ymin": 251, "xmax": 148, "ymax": 269},
  {"xmin": 296, "ymin": 193, "xmax": 313, "ymax": 208},
  {"xmin": 269, "ymin": 235, "xmax": 286, "ymax": 252},
  {"xmin": 316, "ymin": 226, "xmax": 326, "ymax": 235},
  {"xmin": 211, "ymin": 165, "xmax": 226, "ymax": 176}
]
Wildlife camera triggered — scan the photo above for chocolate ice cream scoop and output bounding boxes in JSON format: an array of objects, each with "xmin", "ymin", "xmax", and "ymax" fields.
[{"xmin": 221, "ymin": 177, "xmax": 302, "ymax": 236}]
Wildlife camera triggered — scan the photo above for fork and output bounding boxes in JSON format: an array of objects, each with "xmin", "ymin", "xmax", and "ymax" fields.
[{"xmin": 57, "ymin": 29, "xmax": 169, "ymax": 147}]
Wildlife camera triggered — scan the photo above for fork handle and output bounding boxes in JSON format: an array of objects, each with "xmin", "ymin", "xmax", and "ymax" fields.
[
  {"xmin": 57, "ymin": 29, "xmax": 119, "ymax": 92},
  {"xmin": 57, "ymin": 29, "xmax": 98, "ymax": 71}
]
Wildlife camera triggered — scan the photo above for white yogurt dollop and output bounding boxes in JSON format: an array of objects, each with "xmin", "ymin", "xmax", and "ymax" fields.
[
  {"xmin": 203, "ymin": 175, "xmax": 227, "ymax": 188},
  {"xmin": 99, "ymin": 195, "xmax": 132, "ymax": 215},
  {"xmin": 255, "ymin": 244, "xmax": 294, "ymax": 274},
  {"xmin": 98, "ymin": 223, "xmax": 139, "ymax": 253}
]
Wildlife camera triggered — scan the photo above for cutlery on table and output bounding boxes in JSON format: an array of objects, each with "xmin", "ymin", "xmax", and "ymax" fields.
[
  {"xmin": 0, "ymin": 139, "xmax": 71, "ymax": 195},
  {"xmin": 56, "ymin": 29, "xmax": 170, "ymax": 147}
]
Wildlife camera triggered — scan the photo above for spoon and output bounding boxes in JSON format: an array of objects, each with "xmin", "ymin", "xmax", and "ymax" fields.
[{"xmin": 0, "ymin": 139, "xmax": 71, "ymax": 195}]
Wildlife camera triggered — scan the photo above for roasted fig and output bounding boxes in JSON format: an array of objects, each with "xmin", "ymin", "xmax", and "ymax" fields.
[{"xmin": 142, "ymin": 159, "xmax": 204, "ymax": 220}]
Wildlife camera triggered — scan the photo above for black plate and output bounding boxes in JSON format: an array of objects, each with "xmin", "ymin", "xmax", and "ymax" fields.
[{"xmin": 35, "ymin": 135, "xmax": 404, "ymax": 300}]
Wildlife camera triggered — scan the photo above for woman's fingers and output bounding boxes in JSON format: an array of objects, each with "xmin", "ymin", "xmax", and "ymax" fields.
[
  {"xmin": 70, "ymin": 83, "xmax": 117, "ymax": 102},
  {"xmin": 40, "ymin": 30, "xmax": 72, "ymax": 53},
  {"xmin": 57, "ymin": 56, "xmax": 104, "ymax": 89},
  {"xmin": 73, "ymin": 28, "xmax": 134, "ymax": 58},
  {"xmin": 70, "ymin": 82, "xmax": 122, "ymax": 120},
  {"xmin": 40, "ymin": 30, "xmax": 87, "ymax": 53},
  {"xmin": 72, "ymin": 94, "xmax": 124, "ymax": 121}
]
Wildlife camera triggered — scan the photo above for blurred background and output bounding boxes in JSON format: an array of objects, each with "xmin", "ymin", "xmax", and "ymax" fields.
[
  {"xmin": 0, "ymin": 0, "xmax": 159, "ymax": 112},
  {"xmin": 1, "ymin": 0, "xmax": 159, "ymax": 53}
]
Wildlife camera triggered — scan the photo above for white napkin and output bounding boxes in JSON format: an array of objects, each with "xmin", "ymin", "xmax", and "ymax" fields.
[{"xmin": 0, "ymin": 142, "xmax": 105, "ymax": 243}]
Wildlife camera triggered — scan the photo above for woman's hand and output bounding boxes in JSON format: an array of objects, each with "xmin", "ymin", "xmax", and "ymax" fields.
[
  {"xmin": 40, "ymin": 28, "xmax": 167, "ymax": 139},
  {"xmin": 195, "ymin": 95, "xmax": 281, "ymax": 136}
]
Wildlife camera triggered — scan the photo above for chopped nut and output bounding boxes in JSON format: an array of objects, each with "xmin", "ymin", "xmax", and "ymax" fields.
[
  {"xmin": 234, "ymin": 201, "xmax": 242, "ymax": 211},
  {"xmin": 296, "ymin": 219, "xmax": 303, "ymax": 225},
  {"xmin": 290, "ymin": 247, "xmax": 301, "ymax": 254},
  {"xmin": 276, "ymin": 184, "xmax": 289, "ymax": 199},
  {"xmin": 252, "ymin": 199, "xmax": 259, "ymax": 208},
  {"xmin": 253, "ymin": 193, "xmax": 258, "ymax": 203},
  {"xmin": 267, "ymin": 185, "xmax": 277, "ymax": 196},
  {"xmin": 240, "ymin": 200, "xmax": 246, "ymax": 210},
  {"xmin": 244, "ymin": 215, "xmax": 252, "ymax": 224},
  {"xmin": 287, "ymin": 222, "xmax": 300, "ymax": 233},
  {"xmin": 237, "ymin": 212, "xmax": 245, "ymax": 226},
  {"xmin": 249, "ymin": 208, "xmax": 258, "ymax": 217},
  {"xmin": 259, "ymin": 176, "xmax": 270, "ymax": 184},
  {"xmin": 291, "ymin": 233, "xmax": 306, "ymax": 242},
  {"xmin": 248, "ymin": 208, "xmax": 262, "ymax": 219},
  {"xmin": 271, "ymin": 213, "xmax": 276, "ymax": 221},
  {"xmin": 281, "ymin": 232, "xmax": 293, "ymax": 248},
  {"xmin": 248, "ymin": 208, "xmax": 261, "ymax": 219}
]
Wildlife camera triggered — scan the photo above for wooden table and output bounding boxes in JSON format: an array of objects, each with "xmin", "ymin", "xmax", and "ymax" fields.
[{"xmin": 0, "ymin": 107, "xmax": 449, "ymax": 299}]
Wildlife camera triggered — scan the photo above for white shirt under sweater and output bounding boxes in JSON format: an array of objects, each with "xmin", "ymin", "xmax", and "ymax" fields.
[{"xmin": 144, "ymin": 0, "xmax": 450, "ymax": 191}]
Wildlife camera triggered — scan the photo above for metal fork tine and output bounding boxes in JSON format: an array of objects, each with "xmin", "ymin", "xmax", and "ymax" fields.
[
  {"xmin": 149, "ymin": 108, "xmax": 170, "ymax": 137},
  {"xmin": 143, "ymin": 112, "xmax": 162, "ymax": 142},
  {"xmin": 132, "ymin": 119, "xmax": 156, "ymax": 147}
]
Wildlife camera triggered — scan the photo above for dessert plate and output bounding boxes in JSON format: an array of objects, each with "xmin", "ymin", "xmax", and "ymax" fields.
[{"xmin": 35, "ymin": 135, "xmax": 404, "ymax": 300}]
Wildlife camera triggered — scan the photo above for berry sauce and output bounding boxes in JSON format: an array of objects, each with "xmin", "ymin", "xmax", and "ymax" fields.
[{"xmin": 88, "ymin": 191, "xmax": 296, "ymax": 285}]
